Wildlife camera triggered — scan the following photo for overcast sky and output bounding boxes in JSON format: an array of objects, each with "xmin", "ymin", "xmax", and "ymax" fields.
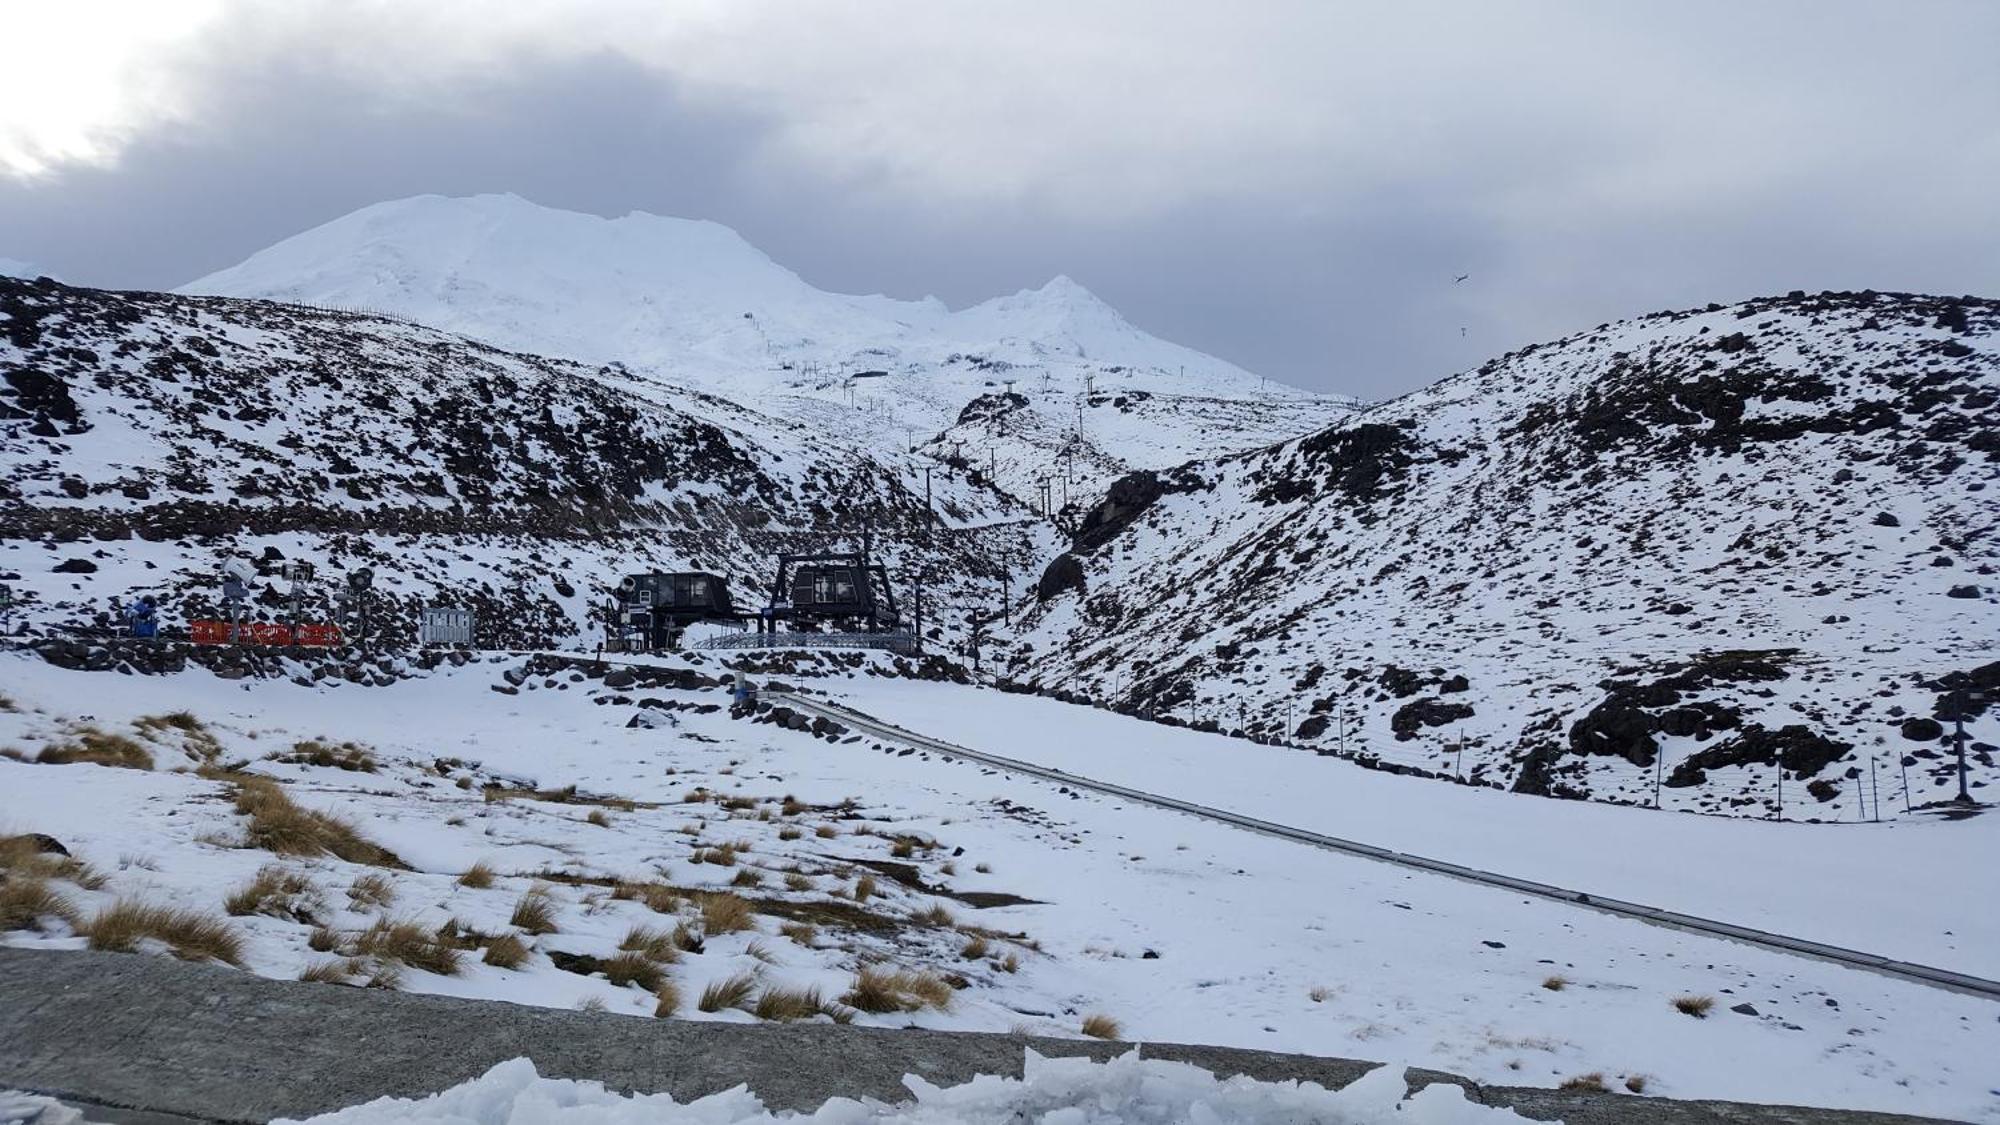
[{"xmin": 2, "ymin": 1, "xmax": 1995, "ymax": 399}]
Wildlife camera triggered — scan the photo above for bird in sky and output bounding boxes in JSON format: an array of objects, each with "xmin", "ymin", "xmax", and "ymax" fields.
[{"xmin": 1453, "ymin": 273, "xmax": 1470, "ymax": 283}]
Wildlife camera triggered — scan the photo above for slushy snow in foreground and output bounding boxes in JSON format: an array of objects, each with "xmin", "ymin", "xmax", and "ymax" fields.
[{"xmin": 276, "ymin": 1053, "xmax": 1534, "ymax": 1125}]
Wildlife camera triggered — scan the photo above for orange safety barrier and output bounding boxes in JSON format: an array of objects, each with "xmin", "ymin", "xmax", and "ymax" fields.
[
  {"xmin": 187, "ymin": 621, "xmax": 343, "ymax": 647},
  {"xmin": 296, "ymin": 623, "xmax": 344, "ymax": 648},
  {"xmin": 189, "ymin": 620, "xmax": 231, "ymax": 645}
]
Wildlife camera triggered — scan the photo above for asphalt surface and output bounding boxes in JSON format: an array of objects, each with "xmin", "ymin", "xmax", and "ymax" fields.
[
  {"xmin": 768, "ymin": 689, "xmax": 2000, "ymax": 1001},
  {"xmin": 0, "ymin": 948, "xmax": 1956, "ymax": 1124}
]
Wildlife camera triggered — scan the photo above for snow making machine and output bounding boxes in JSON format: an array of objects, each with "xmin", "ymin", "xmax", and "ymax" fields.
[{"xmin": 610, "ymin": 571, "xmax": 737, "ymax": 652}]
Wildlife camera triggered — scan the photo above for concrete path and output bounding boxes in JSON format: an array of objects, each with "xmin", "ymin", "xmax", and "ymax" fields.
[{"xmin": 0, "ymin": 948, "xmax": 1952, "ymax": 1124}]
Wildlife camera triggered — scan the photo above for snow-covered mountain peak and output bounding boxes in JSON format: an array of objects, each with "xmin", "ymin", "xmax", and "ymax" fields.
[{"xmin": 181, "ymin": 194, "xmax": 1360, "ymax": 510}]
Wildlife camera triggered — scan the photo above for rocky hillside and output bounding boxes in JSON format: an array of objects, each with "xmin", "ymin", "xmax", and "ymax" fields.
[
  {"xmin": 0, "ymin": 276, "xmax": 1055, "ymax": 646},
  {"xmin": 1012, "ymin": 290, "xmax": 2000, "ymax": 816}
]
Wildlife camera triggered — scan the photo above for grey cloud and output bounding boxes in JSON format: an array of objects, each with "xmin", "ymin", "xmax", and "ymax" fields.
[{"xmin": 1, "ymin": 3, "xmax": 1995, "ymax": 400}]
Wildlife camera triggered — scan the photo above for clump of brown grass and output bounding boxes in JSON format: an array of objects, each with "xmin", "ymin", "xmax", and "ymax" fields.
[
  {"xmin": 1672, "ymin": 994, "xmax": 1715, "ymax": 1018},
  {"xmin": 1308, "ymin": 985, "xmax": 1332, "ymax": 1003},
  {"xmin": 841, "ymin": 966, "xmax": 953, "ymax": 1013},
  {"xmin": 1080, "ymin": 1014, "xmax": 1122, "ymax": 1040},
  {"xmin": 586, "ymin": 809, "xmax": 612, "ymax": 828},
  {"xmin": 618, "ymin": 924, "xmax": 681, "ymax": 963},
  {"xmin": 602, "ymin": 950, "xmax": 668, "ymax": 991},
  {"xmin": 752, "ymin": 984, "xmax": 840, "ymax": 1022},
  {"xmin": 731, "ymin": 868, "xmax": 764, "ymax": 889},
  {"xmin": 365, "ymin": 962, "xmax": 404, "ymax": 990},
  {"xmin": 352, "ymin": 917, "xmax": 463, "ymax": 975},
  {"xmin": 347, "ymin": 873, "xmax": 396, "ymax": 910},
  {"xmin": 852, "ymin": 874, "xmax": 878, "ymax": 902},
  {"xmin": 779, "ymin": 921, "xmax": 817, "ymax": 946},
  {"xmin": 457, "ymin": 862, "xmax": 496, "ymax": 889},
  {"xmin": 889, "ymin": 839, "xmax": 915, "ymax": 859},
  {"xmin": 276, "ymin": 740, "xmax": 377, "ymax": 772},
  {"xmin": 39, "ymin": 727, "xmax": 153, "ymax": 770},
  {"xmin": 0, "ymin": 835, "xmax": 106, "ymax": 889},
  {"xmin": 483, "ymin": 933, "xmax": 530, "ymax": 969},
  {"xmin": 231, "ymin": 777, "xmax": 402, "ymax": 867},
  {"xmin": 298, "ymin": 959, "xmax": 352, "ymax": 985},
  {"xmin": 960, "ymin": 935, "xmax": 990, "ymax": 960},
  {"xmin": 0, "ymin": 877, "xmax": 80, "ymax": 931},
  {"xmin": 84, "ymin": 900, "xmax": 245, "ymax": 965},
  {"xmin": 913, "ymin": 902, "xmax": 954, "ymax": 927},
  {"xmin": 1542, "ymin": 975, "xmax": 1568, "ymax": 992},
  {"xmin": 1624, "ymin": 1075, "xmax": 1648, "ymax": 1094},
  {"xmin": 777, "ymin": 827, "xmax": 802, "ymax": 842},
  {"xmin": 653, "ymin": 981, "xmax": 682, "ymax": 1017},
  {"xmin": 223, "ymin": 865, "xmax": 320, "ymax": 920},
  {"xmin": 814, "ymin": 825, "xmax": 838, "ymax": 839},
  {"xmin": 1559, "ymin": 1073, "xmax": 1608, "ymax": 1093},
  {"xmin": 783, "ymin": 872, "xmax": 814, "ymax": 892},
  {"xmin": 510, "ymin": 888, "xmax": 560, "ymax": 934},
  {"xmin": 671, "ymin": 921, "xmax": 703, "ymax": 955},
  {"xmin": 575, "ymin": 995, "xmax": 609, "ymax": 1014},
  {"xmin": 998, "ymin": 952, "xmax": 1020, "ymax": 974},
  {"xmin": 307, "ymin": 925, "xmax": 341, "ymax": 952},
  {"xmin": 698, "ymin": 971, "xmax": 759, "ymax": 1012},
  {"xmin": 699, "ymin": 892, "xmax": 756, "ymax": 935}
]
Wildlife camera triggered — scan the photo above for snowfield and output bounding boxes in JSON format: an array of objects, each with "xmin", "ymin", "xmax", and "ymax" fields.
[{"xmin": 3, "ymin": 651, "xmax": 1996, "ymax": 1122}]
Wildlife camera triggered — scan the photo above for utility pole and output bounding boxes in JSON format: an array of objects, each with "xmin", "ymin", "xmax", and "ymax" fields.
[
  {"xmin": 1654, "ymin": 749, "xmax": 1664, "ymax": 809},
  {"xmin": 1951, "ymin": 687, "xmax": 1972, "ymax": 804},
  {"xmin": 923, "ymin": 467, "xmax": 933, "ymax": 532},
  {"xmin": 1869, "ymin": 753, "xmax": 1881, "ymax": 822},
  {"xmin": 914, "ymin": 569, "xmax": 924, "ymax": 654},
  {"xmin": 1775, "ymin": 761, "xmax": 1783, "ymax": 822},
  {"xmin": 1899, "ymin": 752, "xmax": 1912, "ymax": 815},
  {"xmin": 1454, "ymin": 738, "xmax": 1463, "ymax": 781}
]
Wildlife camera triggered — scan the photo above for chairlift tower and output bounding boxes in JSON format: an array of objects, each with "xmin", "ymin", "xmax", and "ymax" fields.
[{"xmin": 220, "ymin": 558, "xmax": 255, "ymax": 644}]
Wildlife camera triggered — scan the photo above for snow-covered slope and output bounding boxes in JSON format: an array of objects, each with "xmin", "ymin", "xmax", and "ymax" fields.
[
  {"xmin": 0, "ymin": 275, "xmax": 1054, "ymax": 644},
  {"xmin": 1013, "ymin": 290, "xmax": 2000, "ymax": 816},
  {"xmin": 180, "ymin": 194, "xmax": 1358, "ymax": 509}
]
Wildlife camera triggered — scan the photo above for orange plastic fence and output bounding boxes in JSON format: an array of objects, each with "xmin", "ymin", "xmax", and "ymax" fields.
[{"xmin": 187, "ymin": 621, "xmax": 344, "ymax": 647}]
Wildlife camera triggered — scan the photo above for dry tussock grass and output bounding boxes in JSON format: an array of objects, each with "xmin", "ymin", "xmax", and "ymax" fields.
[
  {"xmin": 1542, "ymin": 975, "xmax": 1568, "ymax": 992},
  {"xmin": 841, "ymin": 966, "xmax": 953, "ymax": 1013},
  {"xmin": 814, "ymin": 825, "xmax": 838, "ymax": 839},
  {"xmin": 586, "ymin": 809, "xmax": 612, "ymax": 828},
  {"xmin": 299, "ymin": 959, "xmax": 352, "ymax": 984},
  {"xmin": 39, "ymin": 727, "xmax": 153, "ymax": 770},
  {"xmin": 483, "ymin": 933, "xmax": 531, "ymax": 969},
  {"xmin": 960, "ymin": 936, "xmax": 990, "ymax": 960},
  {"xmin": 699, "ymin": 892, "xmax": 756, "ymax": 935},
  {"xmin": 1672, "ymin": 994, "xmax": 1715, "ymax": 1018},
  {"xmin": 783, "ymin": 872, "xmax": 814, "ymax": 892},
  {"xmin": 1559, "ymin": 1073, "xmax": 1608, "ymax": 1093},
  {"xmin": 698, "ymin": 971, "xmax": 758, "ymax": 1012},
  {"xmin": 753, "ymin": 984, "xmax": 851, "ymax": 1023},
  {"xmin": 913, "ymin": 902, "xmax": 954, "ymax": 927},
  {"xmin": 347, "ymin": 873, "xmax": 396, "ymax": 909},
  {"xmin": 779, "ymin": 921, "xmax": 817, "ymax": 946},
  {"xmin": 1080, "ymin": 1014, "xmax": 1122, "ymax": 1040},
  {"xmin": 618, "ymin": 925, "xmax": 681, "ymax": 963},
  {"xmin": 603, "ymin": 951, "xmax": 669, "ymax": 991},
  {"xmin": 353, "ymin": 917, "xmax": 464, "ymax": 975},
  {"xmin": 0, "ymin": 835, "xmax": 106, "ymax": 889},
  {"xmin": 277, "ymin": 740, "xmax": 378, "ymax": 772},
  {"xmin": 85, "ymin": 900, "xmax": 245, "ymax": 966},
  {"xmin": 231, "ymin": 777, "xmax": 403, "ymax": 867},
  {"xmin": 730, "ymin": 869, "xmax": 764, "ymax": 888},
  {"xmin": 852, "ymin": 875, "xmax": 878, "ymax": 902},
  {"xmin": 653, "ymin": 981, "xmax": 682, "ymax": 1017},
  {"xmin": 510, "ymin": 889, "xmax": 560, "ymax": 934},
  {"xmin": 457, "ymin": 861, "xmax": 496, "ymax": 889},
  {"xmin": 0, "ymin": 877, "xmax": 80, "ymax": 931},
  {"xmin": 223, "ymin": 865, "xmax": 320, "ymax": 920}
]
